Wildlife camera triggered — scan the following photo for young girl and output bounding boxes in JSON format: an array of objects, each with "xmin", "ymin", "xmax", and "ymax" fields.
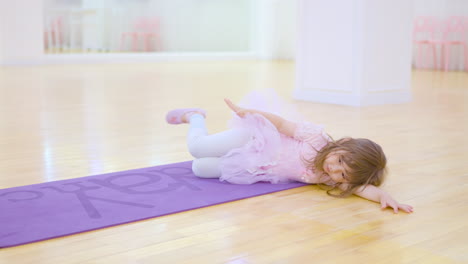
[{"xmin": 166, "ymin": 96, "xmax": 413, "ymax": 214}]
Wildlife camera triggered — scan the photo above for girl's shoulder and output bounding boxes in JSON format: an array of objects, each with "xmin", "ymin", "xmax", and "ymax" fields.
[{"xmin": 293, "ymin": 121, "xmax": 330, "ymax": 142}]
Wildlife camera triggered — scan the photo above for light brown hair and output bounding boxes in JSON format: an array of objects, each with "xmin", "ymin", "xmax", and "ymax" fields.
[{"xmin": 305, "ymin": 137, "xmax": 387, "ymax": 198}]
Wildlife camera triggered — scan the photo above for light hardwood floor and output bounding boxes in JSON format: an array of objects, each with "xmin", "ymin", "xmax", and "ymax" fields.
[{"xmin": 0, "ymin": 61, "xmax": 467, "ymax": 263}]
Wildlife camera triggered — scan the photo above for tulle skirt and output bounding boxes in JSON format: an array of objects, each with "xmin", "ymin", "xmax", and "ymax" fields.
[{"xmin": 219, "ymin": 89, "xmax": 308, "ymax": 184}]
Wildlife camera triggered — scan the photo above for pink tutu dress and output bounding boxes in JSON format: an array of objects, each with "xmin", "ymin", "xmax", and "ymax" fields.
[{"xmin": 219, "ymin": 90, "xmax": 331, "ymax": 184}]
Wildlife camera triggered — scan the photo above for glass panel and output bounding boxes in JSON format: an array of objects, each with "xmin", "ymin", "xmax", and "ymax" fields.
[{"xmin": 43, "ymin": 0, "xmax": 253, "ymax": 53}]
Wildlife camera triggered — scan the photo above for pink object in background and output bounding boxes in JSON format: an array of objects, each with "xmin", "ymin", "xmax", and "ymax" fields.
[
  {"xmin": 412, "ymin": 16, "xmax": 442, "ymax": 70},
  {"xmin": 120, "ymin": 17, "xmax": 162, "ymax": 52},
  {"xmin": 44, "ymin": 16, "xmax": 64, "ymax": 51},
  {"xmin": 440, "ymin": 16, "xmax": 468, "ymax": 72}
]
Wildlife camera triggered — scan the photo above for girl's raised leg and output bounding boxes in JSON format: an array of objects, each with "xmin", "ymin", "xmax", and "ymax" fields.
[{"xmin": 187, "ymin": 114, "xmax": 251, "ymax": 158}]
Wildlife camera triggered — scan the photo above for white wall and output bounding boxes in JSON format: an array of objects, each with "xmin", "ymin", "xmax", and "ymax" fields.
[
  {"xmin": 414, "ymin": 0, "xmax": 468, "ymax": 17},
  {"xmin": 0, "ymin": 4, "xmax": 4, "ymax": 64},
  {"xmin": 0, "ymin": 0, "xmax": 44, "ymax": 65}
]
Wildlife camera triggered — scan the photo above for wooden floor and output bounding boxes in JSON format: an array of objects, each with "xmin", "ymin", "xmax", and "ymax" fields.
[{"xmin": 0, "ymin": 61, "xmax": 467, "ymax": 263}]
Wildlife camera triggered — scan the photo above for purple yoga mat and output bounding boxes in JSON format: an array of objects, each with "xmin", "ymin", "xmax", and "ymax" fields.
[{"xmin": 0, "ymin": 161, "xmax": 306, "ymax": 248}]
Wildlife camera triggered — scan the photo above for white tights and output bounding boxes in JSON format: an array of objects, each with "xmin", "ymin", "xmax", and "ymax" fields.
[{"xmin": 187, "ymin": 114, "xmax": 252, "ymax": 178}]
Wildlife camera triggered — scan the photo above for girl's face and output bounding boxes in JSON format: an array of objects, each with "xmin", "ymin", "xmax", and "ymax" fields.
[{"xmin": 323, "ymin": 151, "xmax": 351, "ymax": 183}]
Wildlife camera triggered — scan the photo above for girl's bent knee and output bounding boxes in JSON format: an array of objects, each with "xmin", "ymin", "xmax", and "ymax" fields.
[{"xmin": 188, "ymin": 144, "xmax": 203, "ymax": 159}]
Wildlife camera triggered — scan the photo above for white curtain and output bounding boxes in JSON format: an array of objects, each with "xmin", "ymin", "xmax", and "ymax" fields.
[{"xmin": 43, "ymin": 0, "xmax": 253, "ymax": 53}]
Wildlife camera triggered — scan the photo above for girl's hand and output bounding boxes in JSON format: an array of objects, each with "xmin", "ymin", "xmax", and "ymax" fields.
[
  {"xmin": 224, "ymin": 98, "xmax": 250, "ymax": 117},
  {"xmin": 380, "ymin": 192, "xmax": 414, "ymax": 213}
]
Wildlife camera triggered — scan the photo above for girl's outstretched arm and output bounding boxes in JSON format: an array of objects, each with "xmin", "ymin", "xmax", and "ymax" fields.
[
  {"xmin": 344, "ymin": 184, "xmax": 414, "ymax": 213},
  {"xmin": 224, "ymin": 98, "xmax": 297, "ymax": 137}
]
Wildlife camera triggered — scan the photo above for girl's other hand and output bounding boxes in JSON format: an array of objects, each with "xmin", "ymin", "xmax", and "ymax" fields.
[
  {"xmin": 224, "ymin": 98, "xmax": 249, "ymax": 117},
  {"xmin": 380, "ymin": 193, "xmax": 414, "ymax": 213}
]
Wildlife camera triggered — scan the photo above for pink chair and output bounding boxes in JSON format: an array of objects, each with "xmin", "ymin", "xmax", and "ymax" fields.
[
  {"xmin": 413, "ymin": 16, "xmax": 442, "ymax": 70},
  {"xmin": 120, "ymin": 17, "xmax": 162, "ymax": 52},
  {"xmin": 44, "ymin": 16, "xmax": 64, "ymax": 52},
  {"xmin": 440, "ymin": 16, "xmax": 468, "ymax": 72}
]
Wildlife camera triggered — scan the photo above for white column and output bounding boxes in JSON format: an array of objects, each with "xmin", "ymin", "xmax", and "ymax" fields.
[
  {"xmin": 255, "ymin": 0, "xmax": 297, "ymax": 60},
  {"xmin": 0, "ymin": 0, "xmax": 44, "ymax": 65},
  {"xmin": 255, "ymin": 0, "xmax": 276, "ymax": 59},
  {"xmin": 294, "ymin": 0, "xmax": 413, "ymax": 106}
]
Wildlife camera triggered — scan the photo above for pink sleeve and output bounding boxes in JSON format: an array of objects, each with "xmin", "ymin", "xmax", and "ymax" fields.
[
  {"xmin": 293, "ymin": 121, "xmax": 331, "ymax": 150},
  {"xmin": 293, "ymin": 122, "xmax": 326, "ymax": 141}
]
